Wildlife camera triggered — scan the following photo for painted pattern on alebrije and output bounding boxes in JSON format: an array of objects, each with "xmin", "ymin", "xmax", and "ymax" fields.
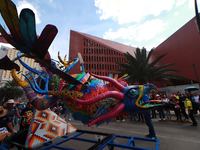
[
  {"xmin": 25, "ymin": 109, "xmax": 77, "ymax": 148},
  {"xmin": 60, "ymin": 75, "xmax": 110, "ymax": 124}
]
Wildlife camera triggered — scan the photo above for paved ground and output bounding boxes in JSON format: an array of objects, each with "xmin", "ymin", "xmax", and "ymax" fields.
[{"xmin": 11, "ymin": 112, "xmax": 200, "ymax": 150}]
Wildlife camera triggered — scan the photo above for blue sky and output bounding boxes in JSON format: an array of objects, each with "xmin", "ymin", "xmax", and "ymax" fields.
[{"xmin": 0, "ymin": 0, "xmax": 200, "ymax": 60}]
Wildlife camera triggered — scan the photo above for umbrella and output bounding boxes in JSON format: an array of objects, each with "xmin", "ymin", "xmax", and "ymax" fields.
[{"xmin": 185, "ymin": 86, "xmax": 199, "ymax": 91}]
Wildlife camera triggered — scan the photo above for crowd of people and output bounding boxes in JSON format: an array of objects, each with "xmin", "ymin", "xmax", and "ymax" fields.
[{"xmin": 126, "ymin": 91, "xmax": 199, "ymax": 127}]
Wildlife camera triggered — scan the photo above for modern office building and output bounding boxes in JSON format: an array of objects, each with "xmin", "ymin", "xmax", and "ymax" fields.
[{"xmin": 68, "ymin": 30, "xmax": 136, "ymax": 76}]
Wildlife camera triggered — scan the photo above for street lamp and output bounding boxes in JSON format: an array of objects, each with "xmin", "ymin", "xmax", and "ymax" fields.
[{"xmin": 191, "ymin": 63, "xmax": 200, "ymax": 87}]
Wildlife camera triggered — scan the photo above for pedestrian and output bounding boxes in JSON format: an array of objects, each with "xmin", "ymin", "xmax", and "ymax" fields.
[
  {"xmin": 162, "ymin": 94, "xmax": 171, "ymax": 119},
  {"xmin": 0, "ymin": 104, "xmax": 15, "ymax": 145},
  {"xmin": 179, "ymin": 95, "xmax": 189, "ymax": 121},
  {"xmin": 143, "ymin": 94, "xmax": 157, "ymax": 139},
  {"xmin": 157, "ymin": 95, "xmax": 165, "ymax": 121},
  {"xmin": 150, "ymin": 95, "xmax": 156, "ymax": 119},
  {"xmin": 3, "ymin": 99, "xmax": 21, "ymax": 128},
  {"xmin": 192, "ymin": 93, "xmax": 199, "ymax": 114},
  {"xmin": 20, "ymin": 102, "xmax": 34, "ymax": 130},
  {"xmin": 184, "ymin": 98, "xmax": 198, "ymax": 126},
  {"xmin": 144, "ymin": 110, "xmax": 157, "ymax": 139},
  {"xmin": 169, "ymin": 95, "xmax": 182, "ymax": 121}
]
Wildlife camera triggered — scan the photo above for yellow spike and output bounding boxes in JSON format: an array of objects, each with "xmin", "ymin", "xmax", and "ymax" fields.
[
  {"xmin": 58, "ymin": 52, "xmax": 66, "ymax": 65},
  {"xmin": 11, "ymin": 69, "xmax": 28, "ymax": 88}
]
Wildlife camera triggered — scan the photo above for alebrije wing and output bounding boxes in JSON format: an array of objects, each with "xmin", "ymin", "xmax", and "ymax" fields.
[
  {"xmin": 0, "ymin": 55, "xmax": 20, "ymax": 71},
  {"xmin": 0, "ymin": 0, "xmax": 23, "ymax": 44},
  {"xmin": 19, "ymin": 8, "xmax": 37, "ymax": 50},
  {"xmin": 35, "ymin": 25, "xmax": 58, "ymax": 59}
]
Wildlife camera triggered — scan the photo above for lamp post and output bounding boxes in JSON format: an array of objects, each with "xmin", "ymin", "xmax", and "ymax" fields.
[{"xmin": 191, "ymin": 63, "xmax": 200, "ymax": 87}]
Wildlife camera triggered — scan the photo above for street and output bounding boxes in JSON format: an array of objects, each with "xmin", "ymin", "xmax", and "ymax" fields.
[{"xmin": 12, "ymin": 112, "xmax": 200, "ymax": 150}]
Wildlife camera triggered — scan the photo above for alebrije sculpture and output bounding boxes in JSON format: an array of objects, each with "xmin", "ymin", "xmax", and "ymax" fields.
[{"xmin": 0, "ymin": 0, "xmax": 162, "ymax": 127}]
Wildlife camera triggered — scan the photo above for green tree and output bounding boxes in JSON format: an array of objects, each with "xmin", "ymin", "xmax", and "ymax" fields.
[
  {"xmin": 117, "ymin": 47, "xmax": 189, "ymax": 85},
  {"xmin": 0, "ymin": 80, "xmax": 24, "ymax": 102}
]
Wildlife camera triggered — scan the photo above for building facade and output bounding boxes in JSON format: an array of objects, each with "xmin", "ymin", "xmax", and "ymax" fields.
[
  {"xmin": 0, "ymin": 44, "xmax": 38, "ymax": 82},
  {"xmin": 152, "ymin": 14, "xmax": 200, "ymax": 87},
  {"xmin": 68, "ymin": 30, "xmax": 136, "ymax": 76}
]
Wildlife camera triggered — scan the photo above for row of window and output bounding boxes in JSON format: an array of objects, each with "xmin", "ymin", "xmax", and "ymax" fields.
[
  {"xmin": 89, "ymin": 72, "xmax": 116, "ymax": 76},
  {"xmin": 83, "ymin": 56, "xmax": 125, "ymax": 63},
  {"xmin": 84, "ymin": 38, "xmax": 103, "ymax": 47},
  {"xmin": 85, "ymin": 64, "xmax": 122, "ymax": 71},
  {"xmin": 83, "ymin": 48, "xmax": 123, "ymax": 56}
]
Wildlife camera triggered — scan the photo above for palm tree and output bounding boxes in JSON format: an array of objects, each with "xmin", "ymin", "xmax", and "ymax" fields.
[
  {"xmin": 0, "ymin": 80, "xmax": 24, "ymax": 102},
  {"xmin": 117, "ymin": 47, "xmax": 189, "ymax": 85}
]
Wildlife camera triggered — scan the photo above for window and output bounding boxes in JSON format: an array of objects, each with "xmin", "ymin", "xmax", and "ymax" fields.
[
  {"xmin": 99, "ymin": 56, "xmax": 101, "ymax": 62},
  {"xmin": 91, "ymin": 48, "xmax": 93, "ymax": 54},
  {"xmin": 86, "ymin": 48, "xmax": 88, "ymax": 54}
]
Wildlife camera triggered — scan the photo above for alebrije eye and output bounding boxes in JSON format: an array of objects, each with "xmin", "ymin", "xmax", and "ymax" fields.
[{"xmin": 127, "ymin": 89, "xmax": 137, "ymax": 97}]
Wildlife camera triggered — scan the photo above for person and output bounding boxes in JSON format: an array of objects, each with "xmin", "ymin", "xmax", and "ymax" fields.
[
  {"xmin": 162, "ymin": 94, "xmax": 171, "ymax": 119},
  {"xmin": 179, "ymin": 95, "xmax": 189, "ymax": 121},
  {"xmin": 143, "ymin": 94, "xmax": 157, "ymax": 139},
  {"xmin": 0, "ymin": 104, "xmax": 15, "ymax": 145},
  {"xmin": 130, "ymin": 113, "xmax": 138, "ymax": 121},
  {"xmin": 3, "ymin": 99, "xmax": 21, "ymax": 128},
  {"xmin": 150, "ymin": 94, "xmax": 157, "ymax": 119},
  {"xmin": 137, "ymin": 113, "xmax": 144, "ymax": 122},
  {"xmin": 63, "ymin": 106, "xmax": 71, "ymax": 121},
  {"xmin": 192, "ymin": 93, "xmax": 199, "ymax": 114},
  {"xmin": 0, "ymin": 103, "xmax": 30, "ymax": 148},
  {"xmin": 20, "ymin": 102, "xmax": 34, "ymax": 130},
  {"xmin": 157, "ymin": 95, "xmax": 165, "ymax": 121},
  {"xmin": 169, "ymin": 95, "xmax": 182, "ymax": 121},
  {"xmin": 184, "ymin": 98, "xmax": 198, "ymax": 126}
]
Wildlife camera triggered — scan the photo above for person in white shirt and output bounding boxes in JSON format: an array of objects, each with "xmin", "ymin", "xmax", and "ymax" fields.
[{"xmin": 162, "ymin": 94, "xmax": 171, "ymax": 119}]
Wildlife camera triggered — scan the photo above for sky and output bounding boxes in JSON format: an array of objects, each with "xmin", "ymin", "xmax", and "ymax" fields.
[{"xmin": 0, "ymin": 0, "xmax": 200, "ymax": 60}]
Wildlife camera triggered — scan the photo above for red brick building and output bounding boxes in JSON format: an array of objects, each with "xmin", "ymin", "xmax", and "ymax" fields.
[
  {"xmin": 68, "ymin": 30, "xmax": 136, "ymax": 76},
  {"xmin": 152, "ymin": 15, "xmax": 200, "ymax": 87}
]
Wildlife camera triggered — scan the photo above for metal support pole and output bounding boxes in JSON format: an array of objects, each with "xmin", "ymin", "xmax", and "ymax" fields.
[{"xmin": 191, "ymin": 63, "xmax": 200, "ymax": 87}]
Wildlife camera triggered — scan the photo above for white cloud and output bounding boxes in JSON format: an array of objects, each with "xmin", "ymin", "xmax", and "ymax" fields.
[
  {"xmin": 95, "ymin": 0, "xmax": 175, "ymax": 24},
  {"xmin": 103, "ymin": 19, "xmax": 167, "ymax": 42},
  {"xmin": 17, "ymin": 0, "xmax": 41, "ymax": 24},
  {"xmin": 176, "ymin": 0, "xmax": 186, "ymax": 7},
  {"xmin": 174, "ymin": 12, "xmax": 179, "ymax": 16}
]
